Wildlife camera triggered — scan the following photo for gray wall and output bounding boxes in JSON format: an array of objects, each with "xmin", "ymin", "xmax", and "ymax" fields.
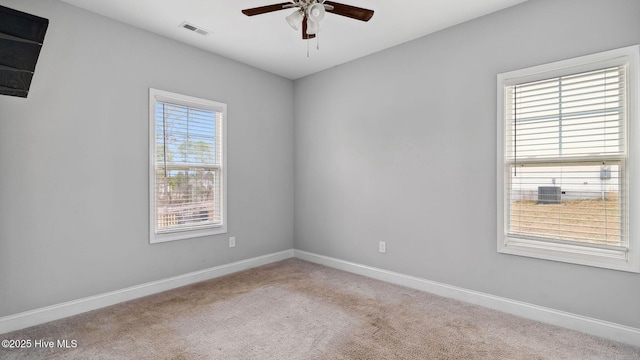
[
  {"xmin": 0, "ymin": 0, "xmax": 294, "ymax": 317},
  {"xmin": 294, "ymin": 0, "xmax": 640, "ymax": 328}
]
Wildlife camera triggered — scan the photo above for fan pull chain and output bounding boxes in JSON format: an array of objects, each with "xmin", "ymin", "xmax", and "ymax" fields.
[{"xmin": 307, "ymin": 38, "xmax": 310, "ymax": 57}]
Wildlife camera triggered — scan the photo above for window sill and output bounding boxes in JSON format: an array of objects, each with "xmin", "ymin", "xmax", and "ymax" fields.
[
  {"xmin": 498, "ymin": 235, "xmax": 639, "ymax": 273},
  {"xmin": 150, "ymin": 225, "xmax": 227, "ymax": 244}
]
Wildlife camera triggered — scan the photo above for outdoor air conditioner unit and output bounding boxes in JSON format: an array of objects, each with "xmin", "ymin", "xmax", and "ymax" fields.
[{"xmin": 538, "ymin": 186, "xmax": 561, "ymax": 204}]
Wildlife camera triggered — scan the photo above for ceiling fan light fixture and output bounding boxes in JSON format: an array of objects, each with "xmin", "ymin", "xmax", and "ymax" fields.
[
  {"xmin": 286, "ymin": 9, "xmax": 303, "ymax": 30},
  {"xmin": 307, "ymin": 3, "xmax": 325, "ymax": 23},
  {"xmin": 242, "ymin": 1, "xmax": 374, "ymax": 44},
  {"xmin": 306, "ymin": 17, "xmax": 318, "ymax": 35}
]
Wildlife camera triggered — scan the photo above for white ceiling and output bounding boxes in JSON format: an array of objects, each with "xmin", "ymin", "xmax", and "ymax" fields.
[{"xmin": 59, "ymin": 0, "xmax": 528, "ymax": 79}]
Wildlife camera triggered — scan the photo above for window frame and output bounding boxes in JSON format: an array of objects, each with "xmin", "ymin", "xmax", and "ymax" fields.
[
  {"xmin": 497, "ymin": 45, "xmax": 640, "ymax": 272},
  {"xmin": 149, "ymin": 88, "xmax": 227, "ymax": 244}
]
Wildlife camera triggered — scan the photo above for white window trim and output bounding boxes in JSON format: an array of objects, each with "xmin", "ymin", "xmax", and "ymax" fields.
[
  {"xmin": 497, "ymin": 45, "xmax": 640, "ymax": 272},
  {"xmin": 149, "ymin": 88, "xmax": 227, "ymax": 244}
]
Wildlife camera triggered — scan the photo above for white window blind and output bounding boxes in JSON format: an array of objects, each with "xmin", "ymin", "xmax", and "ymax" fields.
[
  {"xmin": 505, "ymin": 66, "xmax": 627, "ymax": 248},
  {"xmin": 497, "ymin": 45, "xmax": 640, "ymax": 272},
  {"xmin": 149, "ymin": 89, "xmax": 226, "ymax": 243}
]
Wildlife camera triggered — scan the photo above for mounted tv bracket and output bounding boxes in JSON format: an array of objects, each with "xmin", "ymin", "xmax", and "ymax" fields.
[{"xmin": 0, "ymin": 5, "xmax": 49, "ymax": 98}]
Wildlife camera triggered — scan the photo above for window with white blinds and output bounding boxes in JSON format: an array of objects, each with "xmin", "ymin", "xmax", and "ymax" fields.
[
  {"xmin": 149, "ymin": 89, "xmax": 227, "ymax": 243},
  {"xmin": 497, "ymin": 46, "xmax": 640, "ymax": 272}
]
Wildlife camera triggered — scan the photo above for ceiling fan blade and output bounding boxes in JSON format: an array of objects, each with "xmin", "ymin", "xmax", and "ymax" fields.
[
  {"xmin": 302, "ymin": 17, "xmax": 316, "ymax": 39},
  {"xmin": 242, "ymin": 2, "xmax": 292, "ymax": 16},
  {"xmin": 323, "ymin": 1, "xmax": 374, "ymax": 22}
]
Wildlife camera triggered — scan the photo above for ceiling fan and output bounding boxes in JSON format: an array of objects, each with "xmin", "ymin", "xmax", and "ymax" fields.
[{"xmin": 242, "ymin": 1, "xmax": 374, "ymax": 40}]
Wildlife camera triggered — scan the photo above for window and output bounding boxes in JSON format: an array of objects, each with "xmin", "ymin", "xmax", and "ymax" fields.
[
  {"xmin": 497, "ymin": 46, "xmax": 640, "ymax": 272},
  {"xmin": 149, "ymin": 88, "xmax": 227, "ymax": 243}
]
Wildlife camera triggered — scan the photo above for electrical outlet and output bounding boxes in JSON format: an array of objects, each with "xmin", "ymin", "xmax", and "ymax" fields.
[
  {"xmin": 229, "ymin": 237, "xmax": 236, "ymax": 248},
  {"xmin": 378, "ymin": 241, "xmax": 386, "ymax": 253}
]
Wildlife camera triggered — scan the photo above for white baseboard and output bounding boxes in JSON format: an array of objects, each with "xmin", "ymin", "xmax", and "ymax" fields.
[
  {"xmin": 3, "ymin": 248, "xmax": 639, "ymax": 348},
  {"xmin": 293, "ymin": 249, "xmax": 640, "ymax": 347},
  {"xmin": 0, "ymin": 249, "xmax": 294, "ymax": 335}
]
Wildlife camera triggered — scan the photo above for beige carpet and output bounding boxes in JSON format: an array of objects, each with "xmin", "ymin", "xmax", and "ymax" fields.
[{"xmin": 1, "ymin": 259, "xmax": 639, "ymax": 359}]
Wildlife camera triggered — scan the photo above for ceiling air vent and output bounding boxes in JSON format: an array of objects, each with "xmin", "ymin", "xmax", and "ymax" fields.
[{"xmin": 180, "ymin": 22, "xmax": 210, "ymax": 36}]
